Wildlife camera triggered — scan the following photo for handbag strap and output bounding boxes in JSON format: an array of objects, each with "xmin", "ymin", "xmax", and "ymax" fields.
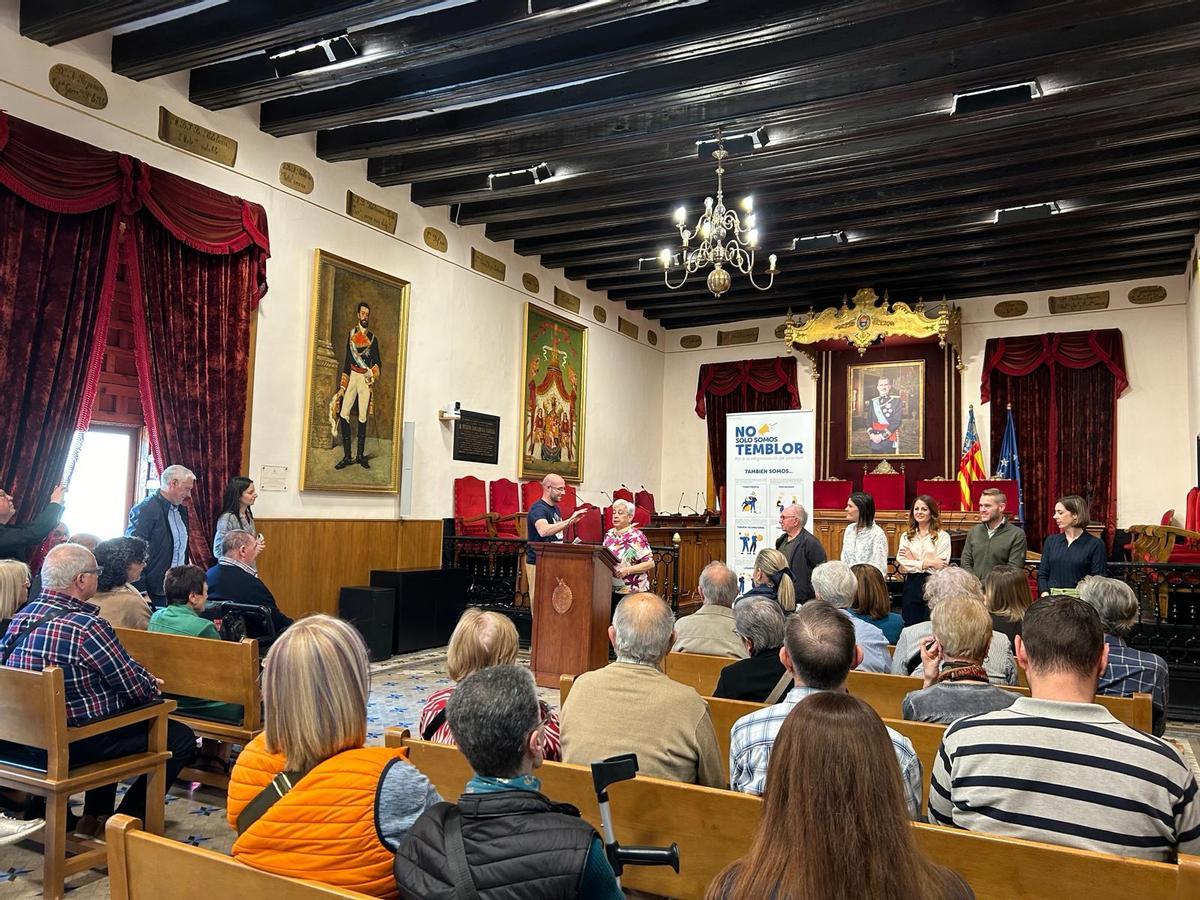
[
  {"xmin": 764, "ymin": 671, "xmax": 793, "ymax": 705},
  {"xmin": 1, "ymin": 607, "xmax": 73, "ymax": 665},
  {"xmin": 421, "ymin": 708, "xmax": 448, "ymax": 742},
  {"xmin": 444, "ymin": 806, "xmax": 482, "ymax": 900},
  {"xmin": 235, "ymin": 767, "xmax": 310, "ymax": 835}
]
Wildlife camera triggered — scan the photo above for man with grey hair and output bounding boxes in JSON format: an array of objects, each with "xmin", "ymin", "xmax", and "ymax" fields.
[
  {"xmin": 561, "ymin": 593, "xmax": 723, "ymax": 787},
  {"xmin": 671, "ymin": 561, "xmax": 747, "ymax": 658},
  {"xmin": 126, "ymin": 464, "xmax": 196, "ymax": 606},
  {"xmin": 714, "ymin": 599, "xmax": 789, "ymax": 702},
  {"xmin": 394, "ymin": 665, "xmax": 622, "ymax": 898},
  {"xmin": 774, "ymin": 503, "xmax": 825, "ymax": 603},
  {"xmin": 891, "ymin": 565, "xmax": 1016, "ymax": 684},
  {"xmin": 810, "ymin": 560, "xmax": 891, "ymax": 673},
  {"xmin": 1079, "ymin": 574, "xmax": 1169, "ymax": 735},
  {"xmin": 206, "ymin": 530, "xmax": 292, "ymax": 637}
]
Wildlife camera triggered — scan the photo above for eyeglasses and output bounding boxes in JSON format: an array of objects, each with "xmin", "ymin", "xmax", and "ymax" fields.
[{"xmin": 80, "ymin": 567, "xmax": 102, "ymax": 577}]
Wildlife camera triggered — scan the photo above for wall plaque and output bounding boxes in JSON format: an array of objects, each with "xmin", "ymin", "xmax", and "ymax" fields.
[
  {"xmin": 522, "ymin": 273, "xmax": 540, "ymax": 293},
  {"xmin": 1048, "ymin": 291, "xmax": 1109, "ymax": 314},
  {"xmin": 48, "ymin": 64, "xmax": 107, "ymax": 109},
  {"xmin": 774, "ymin": 323, "xmax": 788, "ymax": 339},
  {"xmin": 471, "ymin": 248, "xmax": 506, "ymax": 281},
  {"xmin": 553, "ymin": 287, "xmax": 581, "ymax": 314},
  {"xmin": 592, "ymin": 305, "xmax": 607, "ymax": 323},
  {"xmin": 647, "ymin": 330, "xmax": 658, "ymax": 346},
  {"xmin": 994, "ymin": 300, "xmax": 1028, "ymax": 318},
  {"xmin": 158, "ymin": 107, "xmax": 238, "ymax": 167},
  {"xmin": 452, "ymin": 410, "xmax": 501, "ymax": 465},
  {"xmin": 423, "ymin": 227, "xmax": 448, "ymax": 252},
  {"xmin": 617, "ymin": 316, "xmax": 639, "ymax": 340},
  {"xmin": 278, "ymin": 162, "xmax": 313, "ymax": 194},
  {"xmin": 1128, "ymin": 285, "xmax": 1166, "ymax": 305},
  {"xmin": 717, "ymin": 327, "xmax": 759, "ymax": 346},
  {"xmin": 346, "ymin": 191, "xmax": 398, "ymax": 234},
  {"xmin": 680, "ymin": 335, "xmax": 703, "ymax": 349}
]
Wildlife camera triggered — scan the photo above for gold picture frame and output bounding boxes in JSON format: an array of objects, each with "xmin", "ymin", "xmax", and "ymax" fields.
[
  {"xmin": 847, "ymin": 359, "xmax": 925, "ymax": 460},
  {"xmin": 300, "ymin": 250, "xmax": 410, "ymax": 492},
  {"xmin": 518, "ymin": 303, "xmax": 587, "ymax": 482}
]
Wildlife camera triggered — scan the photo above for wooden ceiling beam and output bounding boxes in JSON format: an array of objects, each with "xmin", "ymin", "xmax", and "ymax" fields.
[{"xmin": 20, "ymin": 0, "xmax": 194, "ymax": 44}]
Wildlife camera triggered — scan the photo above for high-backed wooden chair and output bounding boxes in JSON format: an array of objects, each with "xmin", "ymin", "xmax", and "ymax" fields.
[
  {"xmin": 915, "ymin": 477, "xmax": 961, "ymax": 512},
  {"xmin": 488, "ymin": 478, "xmax": 521, "ymax": 537},
  {"xmin": 453, "ymin": 475, "xmax": 495, "ymax": 536},
  {"xmin": 613, "ymin": 487, "xmax": 634, "ymax": 504},
  {"xmin": 863, "ymin": 460, "xmax": 906, "ymax": 510},
  {"xmin": 813, "ymin": 477, "xmax": 852, "ymax": 510},
  {"xmin": 0, "ymin": 666, "xmax": 174, "ymax": 900}
]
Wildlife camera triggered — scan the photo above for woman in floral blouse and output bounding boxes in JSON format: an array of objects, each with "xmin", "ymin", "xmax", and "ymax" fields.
[{"xmin": 602, "ymin": 499, "xmax": 655, "ymax": 597}]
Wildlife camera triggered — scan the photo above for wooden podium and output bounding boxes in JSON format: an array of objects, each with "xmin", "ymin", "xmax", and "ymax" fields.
[{"xmin": 529, "ymin": 542, "xmax": 616, "ymax": 688}]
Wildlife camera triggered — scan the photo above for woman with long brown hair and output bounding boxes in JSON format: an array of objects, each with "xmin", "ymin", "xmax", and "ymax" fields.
[
  {"xmin": 849, "ymin": 563, "xmax": 903, "ymax": 643},
  {"xmin": 896, "ymin": 494, "xmax": 951, "ymax": 626},
  {"xmin": 707, "ymin": 692, "xmax": 973, "ymax": 900},
  {"xmin": 984, "ymin": 564, "xmax": 1034, "ymax": 645}
]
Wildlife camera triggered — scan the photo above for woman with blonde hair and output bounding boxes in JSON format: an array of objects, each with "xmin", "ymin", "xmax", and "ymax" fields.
[
  {"xmin": 0, "ymin": 559, "xmax": 31, "ymax": 630},
  {"xmin": 227, "ymin": 615, "xmax": 439, "ymax": 898},
  {"xmin": 736, "ymin": 547, "xmax": 797, "ymax": 612},
  {"xmin": 418, "ymin": 608, "xmax": 562, "ymax": 759},
  {"xmin": 707, "ymin": 692, "xmax": 973, "ymax": 900},
  {"xmin": 985, "ymin": 564, "xmax": 1034, "ymax": 644}
]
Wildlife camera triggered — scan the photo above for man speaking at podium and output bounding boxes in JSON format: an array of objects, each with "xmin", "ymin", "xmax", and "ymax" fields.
[{"xmin": 525, "ymin": 474, "xmax": 584, "ymax": 600}]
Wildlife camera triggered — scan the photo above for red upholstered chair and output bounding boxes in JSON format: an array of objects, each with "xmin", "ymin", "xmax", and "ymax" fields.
[
  {"xmin": 613, "ymin": 487, "xmax": 634, "ymax": 504},
  {"xmin": 1187, "ymin": 487, "xmax": 1200, "ymax": 532},
  {"xmin": 863, "ymin": 462, "xmax": 905, "ymax": 510},
  {"xmin": 634, "ymin": 489, "xmax": 656, "ymax": 515},
  {"xmin": 521, "ymin": 480, "xmax": 542, "ymax": 512},
  {"xmin": 1161, "ymin": 509, "xmax": 1176, "ymax": 527},
  {"xmin": 560, "ymin": 485, "xmax": 578, "ymax": 519},
  {"xmin": 574, "ymin": 506, "xmax": 603, "ymax": 543},
  {"xmin": 969, "ymin": 479, "xmax": 1019, "ymax": 512},
  {"xmin": 454, "ymin": 476, "xmax": 494, "ymax": 536},
  {"xmin": 602, "ymin": 505, "xmax": 614, "ymax": 532},
  {"xmin": 916, "ymin": 478, "xmax": 962, "ymax": 512},
  {"xmin": 813, "ymin": 478, "xmax": 852, "ymax": 510},
  {"xmin": 633, "ymin": 506, "xmax": 651, "ymax": 528},
  {"xmin": 489, "ymin": 478, "xmax": 521, "ymax": 537}
]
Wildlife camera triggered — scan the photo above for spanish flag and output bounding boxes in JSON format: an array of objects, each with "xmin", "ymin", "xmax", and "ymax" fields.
[{"xmin": 958, "ymin": 407, "xmax": 986, "ymax": 509}]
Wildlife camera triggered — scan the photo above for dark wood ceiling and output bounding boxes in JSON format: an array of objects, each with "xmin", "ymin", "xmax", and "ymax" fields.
[{"xmin": 26, "ymin": 0, "xmax": 1200, "ymax": 328}]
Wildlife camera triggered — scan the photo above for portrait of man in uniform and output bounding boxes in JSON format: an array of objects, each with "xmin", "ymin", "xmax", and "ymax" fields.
[{"xmin": 847, "ymin": 360, "xmax": 924, "ymax": 459}]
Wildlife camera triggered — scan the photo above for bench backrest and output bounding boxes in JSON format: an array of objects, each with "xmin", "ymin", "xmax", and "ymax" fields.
[
  {"xmin": 0, "ymin": 665, "xmax": 68, "ymax": 777},
  {"xmin": 114, "ymin": 627, "xmax": 261, "ymax": 730}
]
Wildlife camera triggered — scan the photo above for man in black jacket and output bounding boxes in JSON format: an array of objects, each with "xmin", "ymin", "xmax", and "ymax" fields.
[
  {"xmin": 206, "ymin": 529, "xmax": 292, "ymax": 637},
  {"xmin": 126, "ymin": 464, "xmax": 194, "ymax": 605},
  {"xmin": 774, "ymin": 504, "xmax": 826, "ymax": 603},
  {"xmin": 0, "ymin": 483, "xmax": 65, "ymax": 561}
]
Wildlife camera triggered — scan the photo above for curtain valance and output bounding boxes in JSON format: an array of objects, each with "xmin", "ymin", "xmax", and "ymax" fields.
[
  {"xmin": 981, "ymin": 329, "xmax": 1128, "ymax": 402},
  {"xmin": 696, "ymin": 357, "xmax": 800, "ymax": 418}
]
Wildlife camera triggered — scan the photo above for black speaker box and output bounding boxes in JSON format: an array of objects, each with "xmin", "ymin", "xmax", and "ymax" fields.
[{"xmin": 338, "ymin": 585, "xmax": 396, "ymax": 662}]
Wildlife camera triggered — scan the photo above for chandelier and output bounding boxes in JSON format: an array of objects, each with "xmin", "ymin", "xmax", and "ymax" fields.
[{"xmin": 658, "ymin": 129, "xmax": 778, "ymax": 297}]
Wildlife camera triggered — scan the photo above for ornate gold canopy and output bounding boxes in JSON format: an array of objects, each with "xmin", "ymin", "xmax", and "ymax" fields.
[{"xmin": 781, "ymin": 288, "xmax": 963, "ymax": 371}]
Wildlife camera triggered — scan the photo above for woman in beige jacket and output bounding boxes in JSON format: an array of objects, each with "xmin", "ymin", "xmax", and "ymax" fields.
[{"xmin": 91, "ymin": 536, "xmax": 153, "ymax": 629}]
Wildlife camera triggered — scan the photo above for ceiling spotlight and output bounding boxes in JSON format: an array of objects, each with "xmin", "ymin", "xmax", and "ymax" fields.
[
  {"xmin": 994, "ymin": 201, "xmax": 1060, "ymax": 225},
  {"xmin": 487, "ymin": 162, "xmax": 555, "ymax": 191},
  {"xmin": 696, "ymin": 126, "xmax": 769, "ymax": 159},
  {"xmin": 791, "ymin": 231, "xmax": 846, "ymax": 250},
  {"xmin": 267, "ymin": 31, "xmax": 357, "ymax": 78},
  {"xmin": 953, "ymin": 80, "xmax": 1042, "ymax": 116}
]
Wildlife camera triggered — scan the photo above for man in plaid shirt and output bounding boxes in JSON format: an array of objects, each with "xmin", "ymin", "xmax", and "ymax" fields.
[{"xmin": 0, "ymin": 543, "xmax": 196, "ymax": 835}]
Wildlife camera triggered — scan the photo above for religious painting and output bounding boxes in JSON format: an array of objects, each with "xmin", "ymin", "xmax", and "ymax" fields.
[
  {"xmin": 846, "ymin": 360, "xmax": 925, "ymax": 459},
  {"xmin": 300, "ymin": 250, "xmax": 409, "ymax": 492},
  {"xmin": 519, "ymin": 304, "xmax": 587, "ymax": 482}
]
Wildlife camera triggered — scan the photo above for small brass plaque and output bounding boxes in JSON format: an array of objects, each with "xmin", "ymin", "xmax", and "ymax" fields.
[
  {"xmin": 423, "ymin": 227, "xmax": 448, "ymax": 252},
  {"xmin": 1048, "ymin": 291, "xmax": 1109, "ymax": 314},
  {"xmin": 48, "ymin": 64, "xmax": 107, "ymax": 109},
  {"xmin": 994, "ymin": 300, "xmax": 1028, "ymax": 318},
  {"xmin": 158, "ymin": 107, "xmax": 237, "ymax": 167},
  {"xmin": 1128, "ymin": 285, "xmax": 1166, "ymax": 305},
  {"xmin": 647, "ymin": 330, "xmax": 658, "ymax": 346},
  {"xmin": 774, "ymin": 323, "xmax": 787, "ymax": 339},
  {"xmin": 278, "ymin": 162, "xmax": 313, "ymax": 194},
  {"xmin": 717, "ymin": 327, "xmax": 760, "ymax": 346},
  {"xmin": 345, "ymin": 191, "xmax": 398, "ymax": 234},
  {"xmin": 592, "ymin": 305, "xmax": 607, "ymax": 323},
  {"xmin": 617, "ymin": 317, "xmax": 639, "ymax": 340},
  {"xmin": 680, "ymin": 335, "xmax": 703, "ymax": 349},
  {"xmin": 553, "ymin": 287, "xmax": 580, "ymax": 314},
  {"xmin": 471, "ymin": 248, "xmax": 506, "ymax": 281},
  {"xmin": 522, "ymin": 273, "xmax": 540, "ymax": 293}
]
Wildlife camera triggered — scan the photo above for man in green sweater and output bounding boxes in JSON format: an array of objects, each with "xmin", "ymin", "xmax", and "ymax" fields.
[{"xmin": 959, "ymin": 488, "xmax": 1028, "ymax": 582}]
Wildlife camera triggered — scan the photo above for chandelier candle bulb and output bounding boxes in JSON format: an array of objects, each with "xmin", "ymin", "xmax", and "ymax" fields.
[
  {"xmin": 674, "ymin": 206, "xmax": 687, "ymax": 225},
  {"xmin": 769, "ymin": 254, "xmax": 778, "ymax": 271},
  {"xmin": 745, "ymin": 214, "xmax": 756, "ymax": 229},
  {"xmin": 747, "ymin": 229, "xmax": 759, "ymax": 246},
  {"xmin": 741, "ymin": 196, "xmax": 753, "ymax": 212},
  {"xmin": 659, "ymin": 248, "xmax": 672, "ymax": 267}
]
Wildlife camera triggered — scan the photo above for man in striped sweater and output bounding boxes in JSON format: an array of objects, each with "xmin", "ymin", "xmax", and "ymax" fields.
[{"xmin": 929, "ymin": 595, "xmax": 1200, "ymax": 862}]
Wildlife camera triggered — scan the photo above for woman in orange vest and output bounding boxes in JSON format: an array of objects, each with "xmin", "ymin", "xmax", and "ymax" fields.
[{"xmin": 226, "ymin": 615, "xmax": 439, "ymax": 898}]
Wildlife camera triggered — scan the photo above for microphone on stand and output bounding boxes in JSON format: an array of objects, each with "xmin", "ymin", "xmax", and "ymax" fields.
[
  {"xmin": 681, "ymin": 504, "xmax": 699, "ymax": 515},
  {"xmin": 696, "ymin": 492, "xmax": 705, "ymax": 514},
  {"xmin": 601, "ymin": 491, "xmax": 613, "ymax": 505},
  {"xmin": 675, "ymin": 492, "xmax": 685, "ymax": 514}
]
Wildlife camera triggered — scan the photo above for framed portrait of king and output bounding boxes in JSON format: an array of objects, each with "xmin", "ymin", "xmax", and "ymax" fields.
[
  {"xmin": 847, "ymin": 360, "xmax": 925, "ymax": 459},
  {"xmin": 519, "ymin": 304, "xmax": 587, "ymax": 482},
  {"xmin": 300, "ymin": 250, "xmax": 410, "ymax": 492}
]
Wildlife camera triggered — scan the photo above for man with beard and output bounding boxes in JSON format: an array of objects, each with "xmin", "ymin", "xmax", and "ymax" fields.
[
  {"xmin": 866, "ymin": 375, "xmax": 904, "ymax": 453},
  {"xmin": 335, "ymin": 301, "xmax": 381, "ymax": 470}
]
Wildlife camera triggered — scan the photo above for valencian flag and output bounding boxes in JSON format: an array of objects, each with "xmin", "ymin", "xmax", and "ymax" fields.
[
  {"xmin": 957, "ymin": 407, "xmax": 986, "ymax": 509},
  {"xmin": 994, "ymin": 404, "xmax": 1024, "ymax": 523}
]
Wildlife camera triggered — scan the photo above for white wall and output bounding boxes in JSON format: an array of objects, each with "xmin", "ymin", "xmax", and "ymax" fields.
[
  {"xmin": 0, "ymin": 5, "xmax": 664, "ymax": 519},
  {"xmin": 1187, "ymin": 234, "xmax": 1200, "ymax": 485}
]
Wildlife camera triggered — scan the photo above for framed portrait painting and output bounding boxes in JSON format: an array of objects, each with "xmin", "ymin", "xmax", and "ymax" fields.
[
  {"xmin": 519, "ymin": 304, "xmax": 587, "ymax": 482},
  {"xmin": 846, "ymin": 359, "xmax": 925, "ymax": 459},
  {"xmin": 300, "ymin": 250, "xmax": 410, "ymax": 492}
]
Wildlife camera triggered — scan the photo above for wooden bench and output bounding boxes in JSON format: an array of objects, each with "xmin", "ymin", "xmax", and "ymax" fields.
[
  {"xmin": 385, "ymin": 726, "xmax": 1200, "ymax": 900},
  {"xmin": 105, "ymin": 814, "xmax": 372, "ymax": 899},
  {"xmin": 115, "ymin": 627, "xmax": 262, "ymax": 789},
  {"xmin": 0, "ymin": 666, "xmax": 175, "ymax": 900}
]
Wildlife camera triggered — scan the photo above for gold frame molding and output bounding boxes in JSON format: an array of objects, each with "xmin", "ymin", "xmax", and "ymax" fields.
[
  {"xmin": 846, "ymin": 359, "xmax": 926, "ymax": 460},
  {"xmin": 518, "ymin": 304, "xmax": 588, "ymax": 483}
]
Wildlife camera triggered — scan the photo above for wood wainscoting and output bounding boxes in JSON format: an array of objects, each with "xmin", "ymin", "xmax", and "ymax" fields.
[{"xmin": 254, "ymin": 518, "xmax": 442, "ymax": 620}]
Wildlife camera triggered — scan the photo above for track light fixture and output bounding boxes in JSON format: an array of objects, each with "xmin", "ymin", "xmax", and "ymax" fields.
[
  {"xmin": 487, "ymin": 162, "xmax": 554, "ymax": 191},
  {"xmin": 994, "ymin": 201, "xmax": 1060, "ymax": 225},
  {"xmin": 791, "ymin": 231, "xmax": 847, "ymax": 250},
  {"xmin": 953, "ymin": 80, "xmax": 1042, "ymax": 115},
  {"xmin": 267, "ymin": 31, "xmax": 358, "ymax": 78}
]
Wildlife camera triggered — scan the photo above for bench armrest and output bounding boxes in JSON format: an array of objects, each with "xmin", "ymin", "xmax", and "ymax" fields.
[{"xmin": 68, "ymin": 699, "xmax": 177, "ymax": 742}]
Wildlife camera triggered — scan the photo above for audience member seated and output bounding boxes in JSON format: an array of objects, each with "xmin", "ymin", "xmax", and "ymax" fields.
[
  {"xmin": 91, "ymin": 536, "xmax": 153, "ymax": 630},
  {"xmin": 728, "ymin": 601, "xmax": 922, "ymax": 818},
  {"xmin": 395, "ymin": 666, "xmax": 622, "ymax": 900},
  {"xmin": 901, "ymin": 595, "xmax": 1019, "ymax": 724},
  {"xmin": 1037, "ymin": 494, "xmax": 1108, "ymax": 595},
  {"xmin": 810, "ymin": 561, "xmax": 890, "ymax": 673},
  {"xmin": 713, "ymin": 692, "xmax": 972, "ymax": 900},
  {"xmin": 840, "ymin": 491, "xmax": 888, "ymax": 575},
  {"xmin": 1079, "ymin": 575, "xmax": 1170, "ymax": 736},
  {"xmin": 774, "ymin": 503, "xmax": 826, "ymax": 603},
  {"xmin": 126, "ymin": 464, "xmax": 195, "ymax": 606},
  {"xmin": 0, "ymin": 559, "xmax": 30, "ymax": 631},
  {"xmin": 984, "ymin": 564, "xmax": 1032, "ymax": 645},
  {"xmin": 959, "ymin": 487, "xmax": 1027, "ymax": 583},
  {"xmin": 896, "ymin": 494, "xmax": 952, "ymax": 625},
  {"xmin": 0, "ymin": 483, "xmax": 64, "ymax": 561},
  {"xmin": 212, "ymin": 475, "xmax": 264, "ymax": 568},
  {"xmin": 419, "ymin": 608, "xmax": 561, "ymax": 760},
  {"xmin": 736, "ymin": 548, "xmax": 796, "ymax": 611},
  {"xmin": 603, "ymin": 498, "xmax": 655, "ymax": 602},
  {"xmin": 206, "ymin": 530, "xmax": 293, "ymax": 637},
  {"xmin": 848, "ymin": 563, "xmax": 903, "ymax": 643},
  {"xmin": 561, "ymin": 592, "xmax": 723, "ymax": 787},
  {"xmin": 227, "ymin": 615, "xmax": 439, "ymax": 897},
  {"xmin": 929, "ymin": 596, "xmax": 1200, "ymax": 861},
  {"xmin": 713, "ymin": 599, "xmax": 789, "ymax": 703},
  {"xmin": 892, "ymin": 567, "xmax": 1016, "ymax": 685},
  {"xmin": 0, "ymin": 543, "xmax": 196, "ymax": 838},
  {"xmin": 673, "ymin": 561, "xmax": 748, "ymax": 658}
]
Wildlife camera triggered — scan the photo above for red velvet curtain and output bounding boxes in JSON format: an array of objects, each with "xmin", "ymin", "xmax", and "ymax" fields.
[
  {"xmin": 697, "ymin": 358, "xmax": 801, "ymax": 488},
  {"xmin": 983, "ymin": 330, "xmax": 1126, "ymax": 549}
]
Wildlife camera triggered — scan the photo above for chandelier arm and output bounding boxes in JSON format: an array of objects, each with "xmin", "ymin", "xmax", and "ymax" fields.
[
  {"xmin": 663, "ymin": 268, "xmax": 690, "ymax": 290},
  {"xmin": 747, "ymin": 269, "xmax": 776, "ymax": 292}
]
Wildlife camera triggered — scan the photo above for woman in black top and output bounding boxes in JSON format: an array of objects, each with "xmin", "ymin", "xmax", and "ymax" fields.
[{"xmin": 1037, "ymin": 494, "xmax": 1106, "ymax": 595}]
